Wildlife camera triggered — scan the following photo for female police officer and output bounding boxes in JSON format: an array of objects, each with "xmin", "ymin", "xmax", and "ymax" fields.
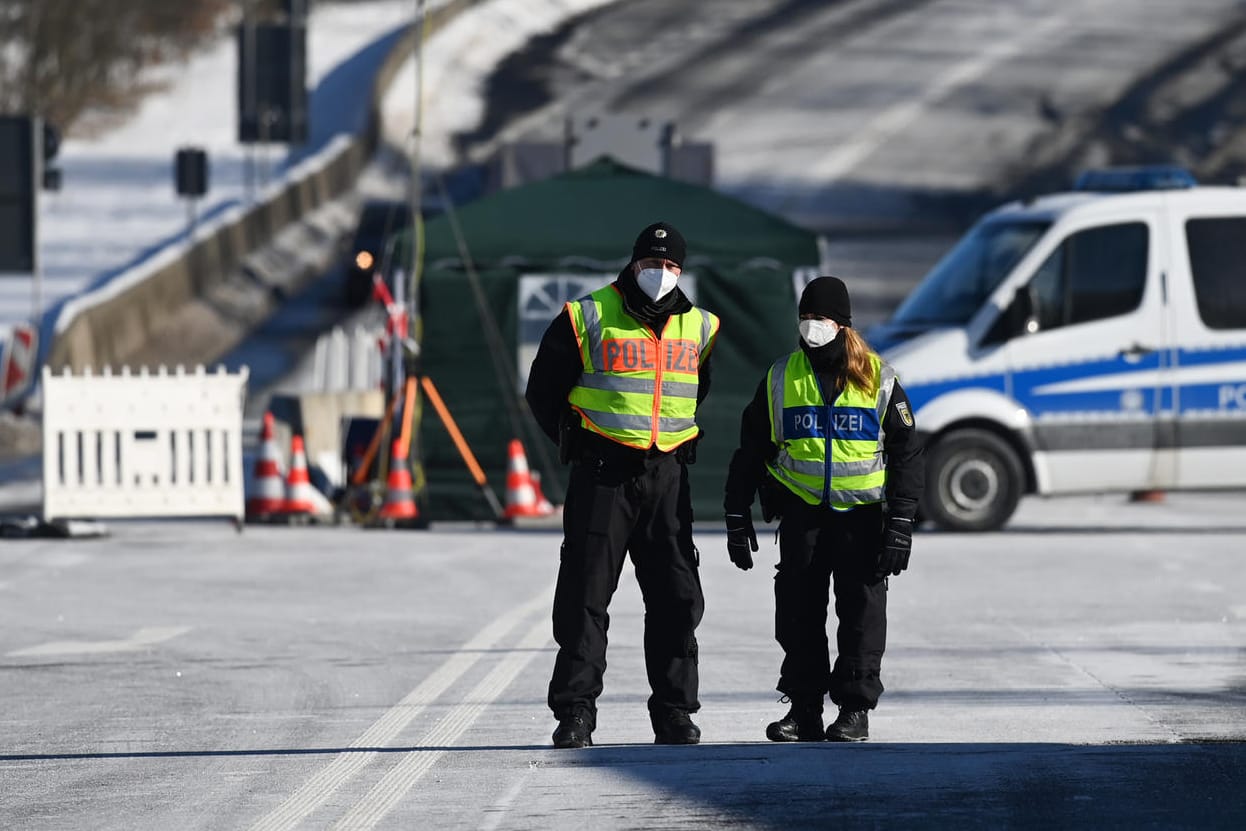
[
  {"xmin": 525, "ymin": 222, "xmax": 719, "ymax": 748},
  {"xmin": 723, "ymin": 275, "xmax": 922, "ymax": 742}
]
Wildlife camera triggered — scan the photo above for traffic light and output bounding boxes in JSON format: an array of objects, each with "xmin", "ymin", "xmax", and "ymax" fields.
[
  {"xmin": 41, "ymin": 121, "xmax": 61, "ymax": 191},
  {"xmin": 175, "ymin": 147, "xmax": 209, "ymax": 197},
  {"xmin": 42, "ymin": 122, "xmax": 59, "ymax": 162},
  {"xmin": 0, "ymin": 115, "xmax": 37, "ymax": 272},
  {"xmin": 237, "ymin": 22, "xmax": 308, "ymax": 144}
]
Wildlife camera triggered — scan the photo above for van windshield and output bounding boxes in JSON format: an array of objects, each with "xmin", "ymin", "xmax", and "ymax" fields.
[{"xmin": 891, "ymin": 218, "xmax": 1050, "ymax": 326}]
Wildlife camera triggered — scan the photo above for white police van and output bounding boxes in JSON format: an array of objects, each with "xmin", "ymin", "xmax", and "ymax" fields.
[{"xmin": 869, "ymin": 168, "xmax": 1246, "ymax": 531}]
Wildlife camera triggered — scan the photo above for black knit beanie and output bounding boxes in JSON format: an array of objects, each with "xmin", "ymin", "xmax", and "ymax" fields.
[
  {"xmin": 631, "ymin": 221, "xmax": 686, "ymax": 267},
  {"xmin": 798, "ymin": 275, "xmax": 852, "ymax": 326}
]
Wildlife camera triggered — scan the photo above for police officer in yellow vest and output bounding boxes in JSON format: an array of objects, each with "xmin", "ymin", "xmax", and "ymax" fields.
[
  {"xmin": 525, "ymin": 221, "xmax": 720, "ymax": 749},
  {"xmin": 724, "ymin": 275, "xmax": 923, "ymax": 742}
]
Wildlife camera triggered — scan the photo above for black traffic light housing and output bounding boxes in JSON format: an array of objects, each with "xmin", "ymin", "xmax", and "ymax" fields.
[
  {"xmin": 175, "ymin": 147, "xmax": 209, "ymax": 197},
  {"xmin": 42, "ymin": 122, "xmax": 60, "ymax": 162},
  {"xmin": 41, "ymin": 121, "xmax": 61, "ymax": 191}
]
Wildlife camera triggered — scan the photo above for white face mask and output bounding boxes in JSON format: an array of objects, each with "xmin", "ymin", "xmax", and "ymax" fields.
[
  {"xmin": 636, "ymin": 267, "xmax": 680, "ymax": 301},
  {"xmin": 799, "ymin": 318, "xmax": 839, "ymax": 347}
]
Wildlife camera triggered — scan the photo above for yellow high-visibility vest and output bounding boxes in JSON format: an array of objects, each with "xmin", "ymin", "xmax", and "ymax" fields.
[
  {"xmin": 566, "ymin": 284, "xmax": 719, "ymax": 451},
  {"xmin": 764, "ymin": 350, "xmax": 896, "ymax": 508}
]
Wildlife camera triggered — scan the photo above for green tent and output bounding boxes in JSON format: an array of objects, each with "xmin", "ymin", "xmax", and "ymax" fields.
[{"xmin": 400, "ymin": 158, "xmax": 822, "ymax": 523}]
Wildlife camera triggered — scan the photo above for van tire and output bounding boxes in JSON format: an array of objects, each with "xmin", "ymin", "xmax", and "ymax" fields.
[{"xmin": 923, "ymin": 429, "xmax": 1023, "ymax": 532}]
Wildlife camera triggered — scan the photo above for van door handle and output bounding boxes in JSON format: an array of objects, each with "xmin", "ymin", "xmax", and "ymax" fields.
[{"xmin": 1119, "ymin": 343, "xmax": 1155, "ymax": 360}]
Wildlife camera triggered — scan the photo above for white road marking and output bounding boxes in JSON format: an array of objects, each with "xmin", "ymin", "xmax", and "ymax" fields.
[
  {"xmin": 331, "ymin": 615, "xmax": 551, "ymax": 830},
  {"xmin": 248, "ymin": 587, "xmax": 551, "ymax": 831},
  {"xmin": 6, "ymin": 626, "xmax": 190, "ymax": 657},
  {"xmin": 787, "ymin": 15, "xmax": 1065, "ymax": 212}
]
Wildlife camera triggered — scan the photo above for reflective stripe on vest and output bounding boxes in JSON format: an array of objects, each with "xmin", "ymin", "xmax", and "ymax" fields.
[
  {"xmin": 566, "ymin": 284, "xmax": 719, "ymax": 451},
  {"xmin": 765, "ymin": 350, "xmax": 896, "ymax": 508}
]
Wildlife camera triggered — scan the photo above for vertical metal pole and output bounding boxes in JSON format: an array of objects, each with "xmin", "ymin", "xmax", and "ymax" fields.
[
  {"xmin": 259, "ymin": 110, "xmax": 269, "ymax": 188},
  {"xmin": 390, "ymin": 268, "xmax": 406, "ymax": 403},
  {"xmin": 408, "ymin": 0, "xmax": 426, "ymax": 330},
  {"xmin": 31, "ymin": 116, "xmax": 42, "ymax": 323},
  {"xmin": 24, "ymin": 6, "xmax": 43, "ymax": 323},
  {"xmin": 290, "ymin": 8, "xmax": 302, "ymax": 147},
  {"xmin": 243, "ymin": 0, "xmax": 256, "ymax": 203},
  {"xmin": 245, "ymin": 148, "xmax": 254, "ymax": 202}
]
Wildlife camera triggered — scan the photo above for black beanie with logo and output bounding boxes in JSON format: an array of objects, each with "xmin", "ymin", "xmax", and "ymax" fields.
[
  {"xmin": 798, "ymin": 275, "xmax": 852, "ymax": 326},
  {"xmin": 631, "ymin": 221, "xmax": 687, "ymax": 267}
]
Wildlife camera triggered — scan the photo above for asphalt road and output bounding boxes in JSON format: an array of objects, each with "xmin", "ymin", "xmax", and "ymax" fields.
[{"xmin": 2, "ymin": 492, "xmax": 1243, "ymax": 829}]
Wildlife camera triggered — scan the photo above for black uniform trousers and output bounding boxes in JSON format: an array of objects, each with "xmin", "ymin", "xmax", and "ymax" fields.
[
  {"xmin": 775, "ymin": 500, "xmax": 887, "ymax": 710},
  {"xmin": 548, "ymin": 452, "xmax": 703, "ymax": 728}
]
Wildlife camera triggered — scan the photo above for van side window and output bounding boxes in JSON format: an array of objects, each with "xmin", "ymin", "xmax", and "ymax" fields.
[
  {"xmin": 1026, "ymin": 223, "xmax": 1148, "ymax": 331},
  {"xmin": 1186, "ymin": 217, "xmax": 1246, "ymax": 329}
]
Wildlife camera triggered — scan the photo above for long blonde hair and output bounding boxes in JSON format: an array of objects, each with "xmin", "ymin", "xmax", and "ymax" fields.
[{"xmin": 841, "ymin": 327, "xmax": 878, "ymax": 397}]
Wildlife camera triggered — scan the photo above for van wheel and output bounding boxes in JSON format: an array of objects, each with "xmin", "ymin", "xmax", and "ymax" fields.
[{"xmin": 924, "ymin": 429, "xmax": 1023, "ymax": 532}]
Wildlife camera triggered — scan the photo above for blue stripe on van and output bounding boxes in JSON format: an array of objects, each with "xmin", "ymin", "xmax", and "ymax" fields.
[
  {"xmin": 1175, "ymin": 343, "xmax": 1246, "ymax": 412},
  {"xmin": 903, "ymin": 343, "xmax": 1246, "ymax": 419}
]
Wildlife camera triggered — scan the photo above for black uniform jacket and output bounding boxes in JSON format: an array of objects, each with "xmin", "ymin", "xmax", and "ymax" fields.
[
  {"xmin": 524, "ymin": 267, "xmax": 714, "ymax": 465},
  {"xmin": 723, "ymin": 352, "xmax": 923, "ymax": 522}
]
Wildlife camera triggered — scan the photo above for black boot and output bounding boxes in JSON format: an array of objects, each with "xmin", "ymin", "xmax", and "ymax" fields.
[
  {"xmin": 825, "ymin": 707, "xmax": 869, "ymax": 742},
  {"xmin": 552, "ymin": 714, "xmax": 593, "ymax": 748},
  {"xmin": 652, "ymin": 710, "xmax": 701, "ymax": 745},
  {"xmin": 766, "ymin": 697, "xmax": 825, "ymax": 742}
]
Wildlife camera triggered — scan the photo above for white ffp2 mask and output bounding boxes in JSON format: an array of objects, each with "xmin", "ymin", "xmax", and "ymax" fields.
[
  {"xmin": 636, "ymin": 267, "xmax": 679, "ymax": 301},
  {"xmin": 799, "ymin": 318, "xmax": 839, "ymax": 347}
]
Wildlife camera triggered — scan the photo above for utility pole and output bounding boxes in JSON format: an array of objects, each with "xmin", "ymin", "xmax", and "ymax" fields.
[
  {"xmin": 408, "ymin": 0, "xmax": 427, "ymax": 334},
  {"xmin": 25, "ymin": 4, "xmax": 43, "ymax": 323},
  {"xmin": 242, "ymin": 0, "xmax": 257, "ymax": 203}
]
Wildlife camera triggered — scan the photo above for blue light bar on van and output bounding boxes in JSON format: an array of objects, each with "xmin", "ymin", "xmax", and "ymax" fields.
[{"xmin": 1073, "ymin": 165, "xmax": 1197, "ymax": 193}]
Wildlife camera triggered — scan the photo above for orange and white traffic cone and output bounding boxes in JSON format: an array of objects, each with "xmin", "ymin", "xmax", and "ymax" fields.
[
  {"xmin": 282, "ymin": 435, "xmax": 335, "ymax": 521},
  {"xmin": 246, "ymin": 411, "xmax": 285, "ymax": 521},
  {"xmin": 531, "ymin": 470, "xmax": 557, "ymax": 517},
  {"xmin": 370, "ymin": 439, "xmax": 422, "ymax": 528},
  {"xmin": 504, "ymin": 438, "xmax": 545, "ymax": 519}
]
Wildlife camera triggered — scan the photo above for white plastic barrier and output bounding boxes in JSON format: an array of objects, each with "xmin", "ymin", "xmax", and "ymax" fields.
[{"xmin": 41, "ymin": 365, "xmax": 249, "ymax": 523}]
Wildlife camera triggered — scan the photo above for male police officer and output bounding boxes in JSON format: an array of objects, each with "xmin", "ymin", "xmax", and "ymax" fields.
[{"xmin": 525, "ymin": 221, "xmax": 719, "ymax": 748}]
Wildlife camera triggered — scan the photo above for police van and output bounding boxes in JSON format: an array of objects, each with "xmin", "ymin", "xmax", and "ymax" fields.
[{"xmin": 869, "ymin": 168, "xmax": 1246, "ymax": 531}]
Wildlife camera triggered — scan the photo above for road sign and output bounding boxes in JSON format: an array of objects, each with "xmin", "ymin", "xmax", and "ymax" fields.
[{"xmin": 0, "ymin": 323, "xmax": 37, "ymax": 406}]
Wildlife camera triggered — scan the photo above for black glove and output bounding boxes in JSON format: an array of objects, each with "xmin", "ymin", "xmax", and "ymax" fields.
[
  {"xmin": 875, "ymin": 516, "xmax": 913, "ymax": 578},
  {"xmin": 725, "ymin": 512, "xmax": 758, "ymax": 571}
]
